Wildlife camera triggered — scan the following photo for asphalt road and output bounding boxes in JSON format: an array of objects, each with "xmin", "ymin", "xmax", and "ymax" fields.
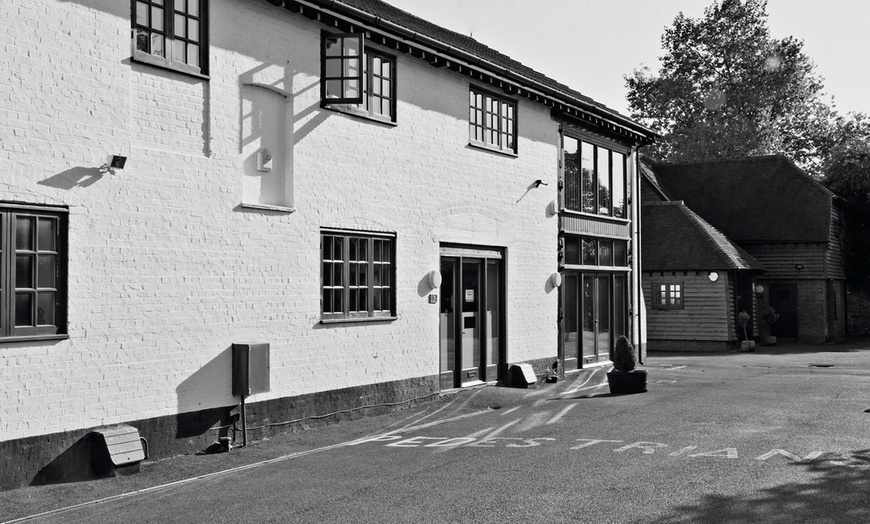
[{"xmin": 4, "ymin": 342, "xmax": 870, "ymax": 524}]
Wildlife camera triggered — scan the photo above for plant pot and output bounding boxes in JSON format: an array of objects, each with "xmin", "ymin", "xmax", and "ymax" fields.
[
  {"xmin": 762, "ymin": 336, "xmax": 777, "ymax": 346},
  {"xmin": 741, "ymin": 340, "xmax": 756, "ymax": 352},
  {"xmin": 606, "ymin": 370, "xmax": 648, "ymax": 395}
]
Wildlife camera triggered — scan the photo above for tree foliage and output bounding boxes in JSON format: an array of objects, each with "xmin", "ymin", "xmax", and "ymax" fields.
[{"xmin": 625, "ymin": 0, "xmax": 835, "ymax": 174}]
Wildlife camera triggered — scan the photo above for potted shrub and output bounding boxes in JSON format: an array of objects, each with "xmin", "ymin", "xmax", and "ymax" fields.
[
  {"xmin": 606, "ymin": 336, "xmax": 647, "ymax": 395},
  {"xmin": 738, "ymin": 311, "xmax": 756, "ymax": 352},
  {"xmin": 759, "ymin": 304, "xmax": 780, "ymax": 346}
]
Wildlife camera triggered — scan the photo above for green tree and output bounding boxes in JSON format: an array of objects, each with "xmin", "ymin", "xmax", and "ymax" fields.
[{"xmin": 625, "ymin": 0, "xmax": 835, "ymax": 174}]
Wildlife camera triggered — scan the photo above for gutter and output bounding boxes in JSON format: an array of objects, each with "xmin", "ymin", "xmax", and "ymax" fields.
[{"xmin": 282, "ymin": 0, "xmax": 656, "ymax": 143}]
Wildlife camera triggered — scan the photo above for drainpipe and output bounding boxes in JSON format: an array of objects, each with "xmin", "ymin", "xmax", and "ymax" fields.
[{"xmin": 630, "ymin": 147, "xmax": 644, "ymax": 364}]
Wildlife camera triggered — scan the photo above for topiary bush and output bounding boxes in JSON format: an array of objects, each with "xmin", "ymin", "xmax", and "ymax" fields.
[{"xmin": 613, "ymin": 335, "xmax": 637, "ymax": 373}]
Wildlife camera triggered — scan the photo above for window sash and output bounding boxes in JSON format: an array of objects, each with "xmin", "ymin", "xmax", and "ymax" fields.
[
  {"xmin": 132, "ymin": 0, "xmax": 207, "ymax": 74},
  {"xmin": 653, "ymin": 282, "xmax": 684, "ymax": 309},
  {"xmin": 469, "ymin": 87, "xmax": 516, "ymax": 153},
  {"xmin": 1, "ymin": 206, "xmax": 67, "ymax": 339},
  {"xmin": 322, "ymin": 232, "xmax": 395, "ymax": 320},
  {"xmin": 321, "ymin": 32, "xmax": 365, "ymax": 105}
]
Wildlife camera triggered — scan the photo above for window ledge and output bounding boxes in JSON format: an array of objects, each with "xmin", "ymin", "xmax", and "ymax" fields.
[
  {"xmin": 131, "ymin": 53, "xmax": 209, "ymax": 80},
  {"xmin": 239, "ymin": 203, "xmax": 297, "ymax": 214},
  {"xmin": 322, "ymin": 104, "xmax": 397, "ymax": 127},
  {"xmin": 1, "ymin": 334, "xmax": 69, "ymax": 344},
  {"xmin": 467, "ymin": 141, "xmax": 518, "ymax": 158},
  {"xmin": 320, "ymin": 316, "xmax": 398, "ymax": 325}
]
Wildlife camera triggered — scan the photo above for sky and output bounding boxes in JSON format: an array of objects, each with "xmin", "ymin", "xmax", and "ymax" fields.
[{"xmin": 382, "ymin": 0, "xmax": 870, "ymax": 118}]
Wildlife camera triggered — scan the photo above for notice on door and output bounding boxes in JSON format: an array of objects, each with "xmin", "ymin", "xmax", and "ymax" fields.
[{"xmin": 465, "ymin": 289, "xmax": 475, "ymax": 302}]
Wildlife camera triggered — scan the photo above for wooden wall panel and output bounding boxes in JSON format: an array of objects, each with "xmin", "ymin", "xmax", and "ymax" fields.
[{"xmin": 644, "ymin": 271, "xmax": 734, "ymax": 343}]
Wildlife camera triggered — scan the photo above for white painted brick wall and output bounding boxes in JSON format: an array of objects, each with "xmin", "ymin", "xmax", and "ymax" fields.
[{"xmin": 1, "ymin": 0, "xmax": 560, "ymax": 442}]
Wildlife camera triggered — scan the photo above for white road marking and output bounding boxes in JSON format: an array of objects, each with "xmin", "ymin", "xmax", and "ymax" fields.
[
  {"xmin": 547, "ymin": 404, "xmax": 577, "ymax": 425},
  {"xmin": 560, "ymin": 368, "xmax": 605, "ymax": 396}
]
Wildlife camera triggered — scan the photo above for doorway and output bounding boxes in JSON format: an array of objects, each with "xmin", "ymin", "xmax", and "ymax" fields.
[
  {"xmin": 561, "ymin": 272, "xmax": 626, "ymax": 369},
  {"xmin": 769, "ymin": 283, "xmax": 798, "ymax": 338},
  {"xmin": 439, "ymin": 253, "xmax": 504, "ymax": 389}
]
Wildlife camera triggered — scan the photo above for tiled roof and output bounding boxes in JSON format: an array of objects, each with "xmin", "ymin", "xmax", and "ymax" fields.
[
  {"xmin": 652, "ymin": 155, "xmax": 834, "ymax": 243},
  {"xmin": 642, "ymin": 201, "xmax": 765, "ymax": 272}
]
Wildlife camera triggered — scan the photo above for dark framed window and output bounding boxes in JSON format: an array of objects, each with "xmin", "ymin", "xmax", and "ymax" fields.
[
  {"xmin": 469, "ymin": 86, "xmax": 517, "ymax": 154},
  {"xmin": 321, "ymin": 34, "xmax": 397, "ymax": 123},
  {"xmin": 562, "ymin": 236, "xmax": 629, "ymax": 268},
  {"xmin": 321, "ymin": 32, "xmax": 364, "ymax": 105},
  {"xmin": 653, "ymin": 282, "xmax": 684, "ymax": 309},
  {"xmin": 1, "ymin": 204, "xmax": 68, "ymax": 340},
  {"xmin": 132, "ymin": 0, "xmax": 208, "ymax": 75},
  {"xmin": 563, "ymin": 135, "xmax": 627, "ymax": 218},
  {"xmin": 322, "ymin": 231, "xmax": 395, "ymax": 320}
]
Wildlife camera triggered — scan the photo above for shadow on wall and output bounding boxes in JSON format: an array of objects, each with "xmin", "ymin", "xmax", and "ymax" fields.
[
  {"xmin": 633, "ymin": 452, "xmax": 870, "ymax": 524},
  {"xmin": 175, "ymin": 346, "xmax": 238, "ymax": 441},
  {"xmin": 30, "ymin": 433, "xmax": 104, "ymax": 486},
  {"xmin": 38, "ymin": 167, "xmax": 104, "ymax": 190}
]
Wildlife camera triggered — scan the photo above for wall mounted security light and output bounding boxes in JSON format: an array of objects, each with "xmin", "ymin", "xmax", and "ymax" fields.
[
  {"xmin": 755, "ymin": 284, "xmax": 765, "ymax": 295},
  {"xmin": 533, "ymin": 179, "xmax": 548, "ymax": 188},
  {"xmin": 708, "ymin": 271, "xmax": 719, "ymax": 282},
  {"xmin": 427, "ymin": 270, "xmax": 442, "ymax": 290},
  {"xmin": 100, "ymin": 154, "xmax": 127, "ymax": 173},
  {"xmin": 550, "ymin": 272, "xmax": 562, "ymax": 288}
]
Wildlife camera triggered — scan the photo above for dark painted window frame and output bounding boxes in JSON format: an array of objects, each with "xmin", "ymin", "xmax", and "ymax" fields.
[
  {"xmin": 131, "ymin": 0, "xmax": 209, "ymax": 77},
  {"xmin": 469, "ymin": 85, "xmax": 518, "ymax": 155},
  {"xmin": 0, "ymin": 203, "xmax": 69, "ymax": 342},
  {"xmin": 560, "ymin": 131, "xmax": 629, "ymax": 220},
  {"xmin": 652, "ymin": 281, "xmax": 685, "ymax": 309}
]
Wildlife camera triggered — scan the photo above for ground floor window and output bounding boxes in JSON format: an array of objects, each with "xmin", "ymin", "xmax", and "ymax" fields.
[
  {"xmin": 561, "ymin": 271, "xmax": 627, "ymax": 369},
  {"xmin": 652, "ymin": 281, "xmax": 683, "ymax": 309},
  {"xmin": 321, "ymin": 229, "xmax": 395, "ymax": 321},
  {"xmin": 0, "ymin": 203, "xmax": 68, "ymax": 340}
]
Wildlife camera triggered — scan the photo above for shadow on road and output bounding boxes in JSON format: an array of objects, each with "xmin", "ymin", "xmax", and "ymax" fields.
[{"xmin": 636, "ymin": 452, "xmax": 870, "ymax": 524}]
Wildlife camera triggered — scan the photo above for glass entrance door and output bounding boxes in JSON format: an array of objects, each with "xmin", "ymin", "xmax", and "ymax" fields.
[
  {"xmin": 562, "ymin": 272, "xmax": 624, "ymax": 368},
  {"xmin": 439, "ymin": 256, "xmax": 503, "ymax": 389}
]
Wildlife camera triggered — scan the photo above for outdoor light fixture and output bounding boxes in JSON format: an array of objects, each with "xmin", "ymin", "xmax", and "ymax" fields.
[
  {"xmin": 427, "ymin": 270, "xmax": 442, "ymax": 290},
  {"xmin": 533, "ymin": 179, "xmax": 548, "ymax": 188},
  {"xmin": 550, "ymin": 272, "xmax": 562, "ymax": 288},
  {"xmin": 100, "ymin": 154, "xmax": 127, "ymax": 173},
  {"xmin": 546, "ymin": 200, "xmax": 557, "ymax": 217},
  {"xmin": 708, "ymin": 271, "xmax": 719, "ymax": 282},
  {"xmin": 755, "ymin": 284, "xmax": 765, "ymax": 295}
]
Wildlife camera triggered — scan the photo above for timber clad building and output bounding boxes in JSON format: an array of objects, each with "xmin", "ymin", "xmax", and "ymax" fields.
[
  {"xmin": 0, "ymin": 0, "xmax": 654, "ymax": 488},
  {"xmin": 642, "ymin": 155, "xmax": 850, "ymax": 348}
]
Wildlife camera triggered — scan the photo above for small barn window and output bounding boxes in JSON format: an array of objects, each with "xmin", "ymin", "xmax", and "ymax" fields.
[{"xmin": 653, "ymin": 282, "xmax": 683, "ymax": 309}]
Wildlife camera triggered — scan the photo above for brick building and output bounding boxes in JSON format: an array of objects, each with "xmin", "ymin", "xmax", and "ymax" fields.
[{"xmin": 0, "ymin": 0, "xmax": 654, "ymax": 488}]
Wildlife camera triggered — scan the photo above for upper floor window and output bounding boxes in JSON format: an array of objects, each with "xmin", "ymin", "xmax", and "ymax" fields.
[
  {"xmin": 563, "ymin": 136, "xmax": 626, "ymax": 218},
  {"xmin": 469, "ymin": 87, "xmax": 517, "ymax": 154},
  {"xmin": 321, "ymin": 230, "xmax": 396, "ymax": 321},
  {"xmin": 133, "ymin": 0, "xmax": 208, "ymax": 75},
  {"xmin": 653, "ymin": 282, "xmax": 684, "ymax": 309},
  {"xmin": 1, "ymin": 204, "xmax": 68, "ymax": 340},
  {"xmin": 321, "ymin": 33, "xmax": 396, "ymax": 122}
]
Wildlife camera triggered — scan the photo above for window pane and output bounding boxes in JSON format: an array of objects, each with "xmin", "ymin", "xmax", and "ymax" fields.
[
  {"xmin": 172, "ymin": 39, "xmax": 185, "ymax": 63},
  {"xmin": 136, "ymin": 1, "xmax": 149, "ymax": 25},
  {"xmin": 614, "ymin": 241, "xmax": 627, "ymax": 267},
  {"xmin": 325, "ymin": 80, "xmax": 342, "ymax": 99},
  {"xmin": 333, "ymin": 263, "xmax": 342, "ymax": 286},
  {"xmin": 187, "ymin": 44, "xmax": 199, "ymax": 67},
  {"xmin": 581, "ymin": 142, "xmax": 595, "ymax": 213},
  {"xmin": 15, "ymin": 293, "xmax": 33, "ymax": 327},
  {"xmin": 333, "ymin": 289, "xmax": 343, "ymax": 312},
  {"xmin": 599, "ymin": 240, "xmax": 613, "ymax": 266},
  {"xmin": 188, "ymin": 0, "xmax": 199, "ymax": 16},
  {"xmin": 349, "ymin": 289, "xmax": 359, "ymax": 312},
  {"xmin": 151, "ymin": 6, "xmax": 164, "ymax": 31},
  {"xmin": 334, "ymin": 237, "xmax": 342, "ymax": 260},
  {"xmin": 151, "ymin": 33, "xmax": 165, "ymax": 57},
  {"xmin": 564, "ymin": 236, "xmax": 580, "ymax": 265},
  {"xmin": 582, "ymin": 238, "xmax": 597, "ymax": 266},
  {"xmin": 344, "ymin": 36, "xmax": 360, "ymax": 56},
  {"xmin": 37, "ymin": 255, "xmax": 56, "ymax": 288},
  {"xmin": 359, "ymin": 288, "xmax": 368, "ymax": 311},
  {"xmin": 325, "ymin": 58, "xmax": 342, "ymax": 78},
  {"xmin": 16, "ymin": 216, "xmax": 34, "ymax": 250},
  {"xmin": 188, "ymin": 18, "xmax": 199, "ymax": 42},
  {"xmin": 37, "ymin": 218, "xmax": 56, "ymax": 251},
  {"xmin": 16, "ymin": 255, "xmax": 34, "ymax": 288},
  {"xmin": 374, "ymin": 288, "xmax": 382, "ymax": 311},
  {"xmin": 136, "ymin": 29, "xmax": 150, "ymax": 52},
  {"xmin": 564, "ymin": 137, "xmax": 579, "ymax": 211},
  {"xmin": 598, "ymin": 148, "xmax": 611, "ymax": 215},
  {"xmin": 345, "ymin": 79, "xmax": 360, "ymax": 99},
  {"xmin": 323, "ymin": 287, "xmax": 333, "ymax": 313},
  {"xmin": 359, "ymin": 264, "xmax": 367, "ymax": 286},
  {"xmin": 37, "ymin": 292, "xmax": 56, "ymax": 326},
  {"xmin": 325, "ymin": 37, "xmax": 342, "ymax": 57},
  {"xmin": 174, "ymin": 13, "xmax": 185, "ymax": 37},
  {"xmin": 613, "ymin": 152, "xmax": 626, "ymax": 218},
  {"xmin": 153, "ymin": 0, "xmax": 163, "ymax": 5}
]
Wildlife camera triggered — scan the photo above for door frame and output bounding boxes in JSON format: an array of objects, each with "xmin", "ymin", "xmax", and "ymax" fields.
[
  {"xmin": 559, "ymin": 271, "xmax": 628, "ymax": 370},
  {"xmin": 438, "ymin": 245, "xmax": 506, "ymax": 389}
]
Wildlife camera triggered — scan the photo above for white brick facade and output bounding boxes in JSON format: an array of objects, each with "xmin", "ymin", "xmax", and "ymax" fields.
[{"xmin": 1, "ymin": 0, "xmax": 651, "ymax": 481}]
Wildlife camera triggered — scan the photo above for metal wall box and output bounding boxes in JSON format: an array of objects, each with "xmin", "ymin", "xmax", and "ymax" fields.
[
  {"xmin": 93, "ymin": 425, "xmax": 146, "ymax": 474},
  {"xmin": 232, "ymin": 342, "xmax": 271, "ymax": 397}
]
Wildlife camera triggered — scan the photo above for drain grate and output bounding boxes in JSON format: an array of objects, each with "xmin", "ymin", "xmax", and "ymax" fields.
[{"xmin": 809, "ymin": 364, "xmax": 834, "ymax": 368}]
